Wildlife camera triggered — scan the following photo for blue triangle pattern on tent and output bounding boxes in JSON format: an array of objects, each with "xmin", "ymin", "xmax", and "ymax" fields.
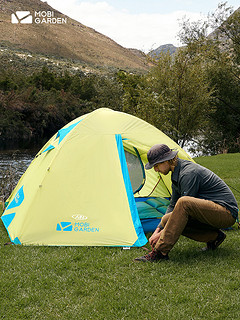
[
  {"xmin": 1, "ymin": 212, "xmax": 16, "ymax": 229},
  {"xmin": 42, "ymin": 144, "xmax": 55, "ymax": 153},
  {"xmin": 6, "ymin": 186, "xmax": 24, "ymax": 211},
  {"xmin": 56, "ymin": 120, "xmax": 82, "ymax": 144},
  {"xmin": 13, "ymin": 237, "xmax": 21, "ymax": 245},
  {"xmin": 56, "ymin": 223, "xmax": 62, "ymax": 231}
]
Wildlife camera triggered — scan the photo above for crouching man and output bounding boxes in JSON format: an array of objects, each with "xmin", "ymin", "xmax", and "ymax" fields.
[{"xmin": 135, "ymin": 144, "xmax": 238, "ymax": 262}]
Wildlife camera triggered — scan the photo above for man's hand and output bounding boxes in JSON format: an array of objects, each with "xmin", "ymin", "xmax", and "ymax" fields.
[{"xmin": 149, "ymin": 227, "xmax": 162, "ymax": 249}]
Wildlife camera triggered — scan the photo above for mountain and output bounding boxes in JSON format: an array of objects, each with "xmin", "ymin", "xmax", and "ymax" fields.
[
  {"xmin": 149, "ymin": 7, "xmax": 240, "ymax": 60},
  {"xmin": 128, "ymin": 48, "xmax": 147, "ymax": 59},
  {"xmin": 148, "ymin": 44, "xmax": 178, "ymax": 59},
  {"xmin": 0, "ymin": 0, "xmax": 150, "ymax": 71},
  {"xmin": 207, "ymin": 7, "xmax": 240, "ymax": 49}
]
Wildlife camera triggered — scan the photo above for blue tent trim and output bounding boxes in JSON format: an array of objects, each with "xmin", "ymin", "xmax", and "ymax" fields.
[
  {"xmin": 13, "ymin": 237, "xmax": 21, "ymax": 245},
  {"xmin": 56, "ymin": 120, "xmax": 82, "ymax": 144},
  {"xmin": 0, "ymin": 213, "xmax": 20, "ymax": 244},
  {"xmin": 115, "ymin": 134, "xmax": 147, "ymax": 247},
  {"xmin": 42, "ymin": 144, "xmax": 55, "ymax": 153},
  {"xmin": 1, "ymin": 212, "xmax": 16, "ymax": 229},
  {"xmin": 5, "ymin": 186, "xmax": 24, "ymax": 211}
]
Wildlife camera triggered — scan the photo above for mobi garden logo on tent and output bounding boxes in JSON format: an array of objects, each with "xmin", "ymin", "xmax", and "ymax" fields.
[
  {"xmin": 11, "ymin": 11, "xmax": 67, "ymax": 24},
  {"xmin": 56, "ymin": 222, "xmax": 100, "ymax": 233}
]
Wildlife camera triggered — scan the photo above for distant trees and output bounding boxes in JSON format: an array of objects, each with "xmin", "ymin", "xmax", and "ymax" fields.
[{"xmin": 0, "ymin": 67, "xmax": 122, "ymax": 149}]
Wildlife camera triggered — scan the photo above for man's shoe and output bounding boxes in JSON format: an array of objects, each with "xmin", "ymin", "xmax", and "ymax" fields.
[
  {"xmin": 202, "ymin": 230, "xmax": 226, "ymax": 251},
  {"xmin": 134, "ymin": 249, "xmax": 169, "ymax": 262}
]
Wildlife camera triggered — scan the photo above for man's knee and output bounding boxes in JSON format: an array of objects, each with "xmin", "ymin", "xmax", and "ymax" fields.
[
  {"xmin": 175, "ymin": 196, "xmax": 195, "ymax": 211},
  {"xmin": 161, "ymin": 212, "xmax": 172, "ymax": 227}
]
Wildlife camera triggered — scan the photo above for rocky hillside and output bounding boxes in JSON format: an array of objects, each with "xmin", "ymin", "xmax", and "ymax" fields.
[
  {"xmin": 0, "ymin": 0, "xmax": 150, "ymax": 71},
  {"xmin": 148, "ymin": 44, "xmax": 178, "ymax": 59}
]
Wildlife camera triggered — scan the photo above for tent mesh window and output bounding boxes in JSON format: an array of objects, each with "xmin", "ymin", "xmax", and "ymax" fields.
[{"xmin": 124, "ymin": 149, "xmax": 145, "ymax": 194}]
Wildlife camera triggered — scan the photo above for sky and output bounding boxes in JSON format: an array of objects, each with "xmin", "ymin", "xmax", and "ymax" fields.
[{"xmin": 43, "ymin": 0, "xmax": 240, "ymax": 52}]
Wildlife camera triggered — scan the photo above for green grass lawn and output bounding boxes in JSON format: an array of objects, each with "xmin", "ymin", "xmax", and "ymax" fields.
[
  {"xmin": 0, "ymin": 154, "xmax": 240, "ymax": 320},
  {"xmin": 195, "ymin": 153, "xmax": 240, "ymax": 205}
]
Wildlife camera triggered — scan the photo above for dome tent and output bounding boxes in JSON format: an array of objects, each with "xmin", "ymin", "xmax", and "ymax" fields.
[{"xmin": 1, "ymin": 108, "xmax": 192, "ymax": 246}]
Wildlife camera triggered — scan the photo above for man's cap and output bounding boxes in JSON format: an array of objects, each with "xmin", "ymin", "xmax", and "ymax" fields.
[{"xmin": 145, "ymin": 144, "xmax": 178, "ymax": 170}]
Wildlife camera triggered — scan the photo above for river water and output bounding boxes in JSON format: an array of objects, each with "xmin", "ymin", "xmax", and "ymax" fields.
[{"xmin": 0, "ymin": 149, "xmax": 36, "ymax": 181}]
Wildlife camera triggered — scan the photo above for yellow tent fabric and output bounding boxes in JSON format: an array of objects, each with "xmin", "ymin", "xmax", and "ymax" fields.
[{"xmin": 1, "ymin": 108, "xmax": 192, "ymax": 246}]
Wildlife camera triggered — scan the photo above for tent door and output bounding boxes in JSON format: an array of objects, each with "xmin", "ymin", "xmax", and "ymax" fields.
[{"xmin": 124, "ymin": 147, "xmax": 146, "ymax": 195}]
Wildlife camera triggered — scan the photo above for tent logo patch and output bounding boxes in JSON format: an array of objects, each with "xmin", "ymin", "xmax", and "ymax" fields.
[
  {"xmin": 74, "ymin": 222, "xmax": 99, "ymax": 233},
  {"xmin": 56, "ymin": 222, "xmax": 99, "ymax": 232},
  {"xmin": 56, "ymin": 222, "xmax": 73, "ymax": 231},
  {"xmin": 72, "ymin": 214, "xmax": 88, "ymax": 220}
]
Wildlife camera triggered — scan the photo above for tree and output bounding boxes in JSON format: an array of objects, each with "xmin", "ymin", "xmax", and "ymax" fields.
[
  {"xmin": 178, "ymin": 3, "xmax": 240, "ymax": 153},
  {"xmin": 116, "ymin": 50, "xmax": 213, "ymax": 149},
  {"xmin": 94, "ymin": 74, "xmax": 123, "ymax": 111},
  {"xmin": 149, "ymin": 50, "xmax": 213, "ymax": 147}
]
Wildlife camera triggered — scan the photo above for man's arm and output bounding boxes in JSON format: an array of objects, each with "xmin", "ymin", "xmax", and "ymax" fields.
[
  {"xmin": 166, "ymin": 184, "xmax": 180, "ymax": 213},
  {"xmin": 155, "ymin": 184, "xmax": 179, "ymax": 230},
  {"xmin": 149, "ymin": 227, "xmax": 162, "ymax": 249},
  {"xmin": 179, "ymin": 169, "xmax": 200, "ymax": 197}
]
